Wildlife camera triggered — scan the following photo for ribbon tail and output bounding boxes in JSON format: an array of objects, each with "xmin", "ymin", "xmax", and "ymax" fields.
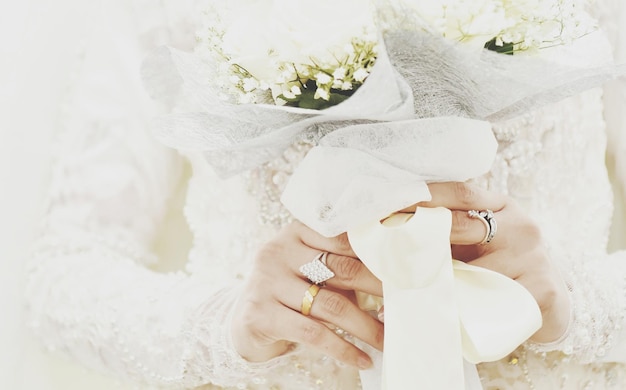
[
  {"xmin": 349, "ymin": 208, "xmax": 468, "ymax": 389},
  {"xmin": 453, "ymin": 260, "xmax": 542, "ymax": 363},
  {"xmin": 382, "ymin": 271, "xmax": 465, "ymax": 389},
  {"xmin": 463, "ymin": 360, "xmax": 484, "ymax": 390}
]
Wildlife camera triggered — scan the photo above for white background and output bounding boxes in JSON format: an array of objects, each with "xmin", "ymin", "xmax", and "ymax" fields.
[{"xmin": 0, "ymin": 1, "xmax": 129, "ymax": 388}]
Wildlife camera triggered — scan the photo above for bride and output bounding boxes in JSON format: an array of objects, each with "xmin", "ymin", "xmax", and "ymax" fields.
[{"xmin": 16, "ymin": 0, "xmax": 626, "ymax": 388}]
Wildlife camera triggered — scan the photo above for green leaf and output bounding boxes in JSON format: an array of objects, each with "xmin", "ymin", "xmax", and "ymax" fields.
[
  {"xmin": 484, "ymin": 37, "xmax": 515, "ymax": 55},
  {"xmin": 297, "ymin": 90, "xmax": 325, "ymax": 109},
  {"xmin": 281, "ymin": 80, "xmax": 357, "ymax": 110},
  {"xmin": 327, "ymin": 92, "xmax": 350, "ymax": 106}
]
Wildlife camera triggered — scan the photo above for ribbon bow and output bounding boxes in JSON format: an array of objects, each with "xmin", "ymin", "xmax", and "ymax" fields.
[{"xmin": 348, "ymin": 209, "xmax": 542, "ymax": 389}]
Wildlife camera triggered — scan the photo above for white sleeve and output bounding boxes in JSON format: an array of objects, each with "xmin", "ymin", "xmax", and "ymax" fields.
[
  {"xmin": 24, "ymin": 1, "xmax": 288, "ymax": 387},
  {"xmin": 598, "ymin": 0, "xmax": 626, "ymax": 247},
  {"xmin": 526, "ymin": 1, "xmax": 626, "ymax": 363},
  {"xmin": 528, "ymin": 251, "xmax": 626, "ymax": 363},
  {"xmin": 600, "ymin": 0, "xmax": 626, "ymax": 362}
]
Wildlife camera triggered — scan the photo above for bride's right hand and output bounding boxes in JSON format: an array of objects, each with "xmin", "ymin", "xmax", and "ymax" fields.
[{"xmin": 231, "ymin": 221, "xmax": 384, "ymax": 369}]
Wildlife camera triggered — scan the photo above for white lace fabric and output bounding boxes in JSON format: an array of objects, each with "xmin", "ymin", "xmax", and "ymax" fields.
[
  {"xmin": 474, "ymin": 89, "xmax": 626, "ymax": 389},
  {"xmin": 25, "ymin": 2, "xmax": 293, "ymax": 388},
  {"xmin": 24, "ymin": 1, "xmax": 626, "ymax": 389}
]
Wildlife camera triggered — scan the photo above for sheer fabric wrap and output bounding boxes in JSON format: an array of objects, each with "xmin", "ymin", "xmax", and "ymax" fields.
[{"xmin": 143, "ymin": 30, "xmax": 622, "ymax": 236}]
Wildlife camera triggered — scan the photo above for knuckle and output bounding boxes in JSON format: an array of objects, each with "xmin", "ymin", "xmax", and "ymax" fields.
[
  {"xmin": 249, "ymin": 323, "xmax": 272, "ymax": 346},
  {"xmin": 536, "ymin": 279, "xmax": 559, "ymax": 312},
  {"xmin": 522, "ymin": 223, "xmax": 543, "ymax": 243},
  {"xmin": 255, "ymin": 241, "xmax": 285, "ymax": 266},
  {"xmin": 504, "ymin": 205, "xmax": 541, "ymax": 239},
  {"xmin": 503, "ymin": 217, "xmax": 543, "ymax": 253},
  {"xmin": 301, "ymin": 322, "xmax": 325, "ymax": 344},
  {"xmin": 512, "ymin": 227, "xmax": 543, "ymax": 255},
  {"xmin": 319, "ymin": 293, "xmax": 350, "ymax": 317},
  {"xmin": 239, "ymin": 300, "xmax": 264, "ymax": 326},
  {"xmin": 336, "ymin": 344, "xmax": 354, "ymax": 364},
  {"xmin": 236, "ymin": 305, "xmax": 256, "ymax": 331},
  {"xmin": 454, "ymin": 182, "xmax": 476, "ymax": 206},
  {"xmin": 244, "ymin": 271, "xmax": 274, "ymax": 296},
  {"xmin": 236, "ymin": 302, "xmax": 274, "ymax": 343},
  {"xmin": 528, "ymin": 248, "xmax": 550, "ymax": 266},
  {"xmin": 335, "ymin": 257, "xmax": 363, "ymax": 284}
]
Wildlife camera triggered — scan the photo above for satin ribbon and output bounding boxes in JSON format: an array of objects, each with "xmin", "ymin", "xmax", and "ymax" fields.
[{"xmin": 348, "ymin": 209, "xmax": 542, "ymax": 389}]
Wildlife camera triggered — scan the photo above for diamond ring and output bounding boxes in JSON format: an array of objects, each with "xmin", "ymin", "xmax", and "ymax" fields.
[
  {"xmin": 468, "ymin": 209, "xmax": 497, "ymax": 244},
  {"xmin": 299, "ymin": 252, "xmax": 335, "ymax": 285}
]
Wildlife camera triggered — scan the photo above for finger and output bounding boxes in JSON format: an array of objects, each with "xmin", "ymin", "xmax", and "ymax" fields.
[
  {"xmin": 467, "ymin": 251, "xmax": 522, "ymax": 280},
  {"xmin": 310, "ymin": 288, "xmax": 385, "ymax": 351},
  {"xmin": 279, "ymin": 279, "xmax": 385, "ymax": 352},
  {"xmin": 325, "ymin": 253, "xmax": 383, "ymax": 296},
  {"xmin": 451, "ymin": 244, "xmax": 482, "ymax": 262},
  {"xmin": 416, "ymin": 182, "xmax": 507, "ymax": 211},
  {"xmin": 296, "ymin": 248, "xmax": 383, "ymax": 296},
  {"xmin": 291, "ymin": 221, "xmax": 358, "ymax": 258},
  {"xmin": 271, "ymin": 309, "xmax": 373, "ymax": 369}
]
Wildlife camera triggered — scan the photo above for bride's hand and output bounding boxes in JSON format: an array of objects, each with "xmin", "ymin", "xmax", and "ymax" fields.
[
  {"xmin": 231, "ymin": 221, "xmax": 384, "ymax": 369},
  {"xmin": 415, "ymin": 182, "xmax": 571, "ymax": 343}
]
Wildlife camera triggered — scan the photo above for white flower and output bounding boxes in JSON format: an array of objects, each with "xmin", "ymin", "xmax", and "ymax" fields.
[
  {"xmin": 271, "ymin": 83, "xmax": 301, "ymax": 100},
  {"xmin": 314, "ymin": 87, "xmax": 331, "ymax": 101},
  {"xmin": 238, "ymin": 92, "xmax": 255, "ymax": 104},
  {"xmin": 353, "ymin": 68, "xmax": 369, "ymax": 82},
  {"xmin": 389, "ymin": 0, "xmax": 594, "ymax": 53},
  {"xmin": 276, "ymin": 68, "xmax": 296, "ymax": 84},
  {"xmin": 242, "ymin": 78, "xmax": 259, "ymax": 92},
  {"xmin": 282, "ymin": 89, "xmax": 297, "ymax": 99},
  {"xmin": 333, "ymin": 67, "xmax": 347, "ymax": 80},
  {"xmin": 315, "ymin": 72, "xmax": 333, "ymax": 85},
  {"xmin": 298, "ymin": 67, "xmax": 311, "ymax": 77},
  {"xmin": 290, "ymin": 85, "xmax": 302, "ymax": 96},
  {"xmin": 220, "ymin": 0, "xmax": 376, "ymax": 83}
]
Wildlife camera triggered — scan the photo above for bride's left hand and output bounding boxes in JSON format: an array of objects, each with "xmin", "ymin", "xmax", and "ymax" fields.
[{"xmin": 408, "ymin": 182, "xmax": 571, "ymax": 343}]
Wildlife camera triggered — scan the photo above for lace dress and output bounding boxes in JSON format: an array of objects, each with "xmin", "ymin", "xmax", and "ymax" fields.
[{"xmin": 25, "ymin": 1, "xmax": 626, "ymax": 389}]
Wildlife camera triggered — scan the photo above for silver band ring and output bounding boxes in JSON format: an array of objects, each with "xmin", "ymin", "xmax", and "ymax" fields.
[
  {"xmin": 299, "ymin": 252, "xmax": 335, "ymax": 285},
  {"xmin": 468, "ymin": 209, "xmax": 497, "ymax": 244}
]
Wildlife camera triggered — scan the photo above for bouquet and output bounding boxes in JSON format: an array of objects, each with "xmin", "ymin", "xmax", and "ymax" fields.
[
  {"xmin": 196, "ymin": 0, "xmax": 379, "ymax": 108},
  {"xmin": 193, "ymin": 0, "xmax": 595, "ymax": 111},
  {"xmin": 387, "ymin": 0, "xmax": 595, "ymax": 53},
  {"xmin": 143, "ymin": 0, "xmax": 619, "ymax": 388}
]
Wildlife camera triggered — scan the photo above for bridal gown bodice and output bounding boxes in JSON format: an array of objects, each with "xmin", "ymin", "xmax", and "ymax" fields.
[{"xmin": 25, "ymin": 1, "xmax": 626, "ymax": 389}]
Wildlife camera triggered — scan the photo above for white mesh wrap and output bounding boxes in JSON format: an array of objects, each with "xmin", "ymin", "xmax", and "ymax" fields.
[
  {"xmin": 282, "ymin": 117, "xmax": 496, "ymax": 236},
  {"xmin": 142, "ymin": 29, "xmax": 623, "ymax": 235}
]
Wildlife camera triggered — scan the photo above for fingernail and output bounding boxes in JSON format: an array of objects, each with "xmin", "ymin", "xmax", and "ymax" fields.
[
  {"xmin": 377, "ymin": 307, "xmax": 385, "ymax": 323},
  {"xmin": 358, "ymin": 355, "xmax": 373, "ymax": 369}
]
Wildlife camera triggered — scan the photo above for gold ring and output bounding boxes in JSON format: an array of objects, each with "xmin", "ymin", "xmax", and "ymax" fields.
[{"xmin": 301, "ymin": 284, "xmax": 321, "ymax": 316}]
